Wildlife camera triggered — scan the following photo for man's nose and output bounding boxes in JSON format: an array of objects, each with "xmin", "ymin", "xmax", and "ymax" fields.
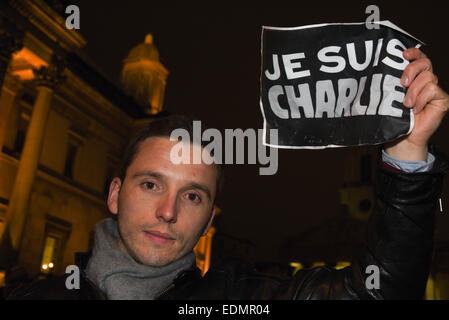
[{"xmin": 155, "ymin": 193, "xmax": 178, "ymax": 223}]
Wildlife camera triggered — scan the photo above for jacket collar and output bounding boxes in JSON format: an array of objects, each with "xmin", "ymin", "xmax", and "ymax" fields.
[{"xmin": 75, "ymin": 251, "xmax": 92, "ymax": 271}]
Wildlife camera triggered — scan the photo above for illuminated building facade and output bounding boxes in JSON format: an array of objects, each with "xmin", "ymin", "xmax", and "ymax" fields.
[{"xmin": 0, "ymin": 0, "xmax": 216, "ymax": 288}]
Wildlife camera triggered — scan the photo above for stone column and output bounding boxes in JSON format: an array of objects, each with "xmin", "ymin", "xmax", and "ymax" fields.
[{"xmin": 0, "ymin": 59, "xmax": 64, "ymax": 268}]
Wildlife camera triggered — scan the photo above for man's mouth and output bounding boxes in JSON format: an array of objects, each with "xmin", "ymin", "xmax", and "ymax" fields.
[{"xmin": 143, "ymin": 230, "xmax": 176, "ymax": 245}]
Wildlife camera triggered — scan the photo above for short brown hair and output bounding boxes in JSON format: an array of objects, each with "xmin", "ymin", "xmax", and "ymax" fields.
[{"xmin": 117, "ymin": 114, "xmax": 224, "ymax": 203}]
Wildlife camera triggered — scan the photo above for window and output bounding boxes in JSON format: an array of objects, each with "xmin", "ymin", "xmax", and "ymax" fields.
[
  {"xmin": 64, "ymin": 130, "xmax": 84, "ymax": 179},
  {"xmin": 40, "ymin": 215, "xmax": 72, "ymax": 274},
  {"xmin": 40, "ymin": 235, "xmax": 60, "ymax": 274},
  {"xmin": 63, "ymin": 142, "xmax": 78, "ymax": 179}
]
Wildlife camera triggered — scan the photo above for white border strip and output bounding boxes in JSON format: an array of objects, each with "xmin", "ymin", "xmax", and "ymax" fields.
[{"xmin": 262, "ymin": 20, "xmax": 425, "ymax": 45}]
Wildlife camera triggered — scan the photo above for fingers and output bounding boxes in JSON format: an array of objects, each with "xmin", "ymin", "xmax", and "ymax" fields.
[
  {"xmin": 401, "ymin": 48, "xmax": 444, "ymax": 113},
  {"xmin": 414, "ymin": 82, "xmax": 449, "ymax": 114},
  {"xmin": 401, "ymin": 49, "xmax": 433, "ymax": 87},
  {"xmin": 414, "ymin": 82, "xmax": 439, "ymax": 113},
  {"xmin": 403, "ymin": 47, "xmax": 427, "ymax": 61},
  {"xmin": 403, "ymin": 70, "xmax": 437, "ymax": 108}
]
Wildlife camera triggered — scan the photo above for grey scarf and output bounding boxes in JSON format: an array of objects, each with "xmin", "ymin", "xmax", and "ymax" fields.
[{"xmin": 85, "ymin": 218, "xmax": 196, "ymax": 300}]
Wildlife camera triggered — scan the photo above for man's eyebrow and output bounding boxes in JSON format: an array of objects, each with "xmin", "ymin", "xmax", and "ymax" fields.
[
  {"xmin": 132, "ymin": 171, "xmax": 164, "ymax": 180},
  {"xmin": 131, "ymin": 171, "xmax": 212, "ymax": 200},
  {"xmin": 183, "ymin": 182, "xmax": 212, "ymax": 200}
]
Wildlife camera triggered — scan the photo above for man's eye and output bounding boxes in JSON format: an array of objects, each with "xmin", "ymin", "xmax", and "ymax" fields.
[
  {"xmin": 142, "ymin": 182, "xmax": 156, "ymax": 190},
  {"xmin": 185, "ymin": 193, "xmax": 201, "ymax": 203}
]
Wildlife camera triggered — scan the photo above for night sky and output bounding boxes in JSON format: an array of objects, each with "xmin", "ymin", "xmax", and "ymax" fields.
[{"xmin": 69, "ymin": 0, "xmax": 449, "ymax": 263}]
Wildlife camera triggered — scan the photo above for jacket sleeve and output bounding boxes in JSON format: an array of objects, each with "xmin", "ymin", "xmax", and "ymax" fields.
[{"xmin": 287, "ymin": 146, "xmax": 449, "ymax": 300}]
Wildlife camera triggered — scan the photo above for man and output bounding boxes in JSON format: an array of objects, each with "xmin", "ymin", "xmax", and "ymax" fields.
[{"xmin": 8, "ymin": 48, "xmax": 449, "ymax": 299}]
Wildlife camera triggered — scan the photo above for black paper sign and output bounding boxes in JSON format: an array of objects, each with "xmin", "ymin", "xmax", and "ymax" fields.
[{"xmin": 260, "ymin": 21, "xmax": 423, "ymax": 149}]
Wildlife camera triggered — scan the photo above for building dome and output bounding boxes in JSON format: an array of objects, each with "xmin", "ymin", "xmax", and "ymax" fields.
[
  {"xmin": 124, "ymin": 34, "xmax": 160, "ymax": 63},
  {"xmin": 120, "ymin": 34, "xmax": 168, "ymax": 115}
]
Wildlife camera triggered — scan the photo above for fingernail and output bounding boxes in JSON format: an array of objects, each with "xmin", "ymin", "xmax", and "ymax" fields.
[
  {"xmin": 405, "ymin": 97, "xmax": 413, "ymax": 106},
  {"xmin": 402, "ymin": 77, "xmax": 409, "ymax": 85}
]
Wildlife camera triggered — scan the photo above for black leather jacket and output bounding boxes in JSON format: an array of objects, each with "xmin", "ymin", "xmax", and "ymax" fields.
[{"xmin": 8, "ymin": 147, "xmax": 449, "ymax": 300}]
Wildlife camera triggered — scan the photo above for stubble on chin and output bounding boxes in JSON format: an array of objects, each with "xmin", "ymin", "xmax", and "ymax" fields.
[{"xmin": 116, "ymin": 219, "xmax": 180, "ymax": 266}]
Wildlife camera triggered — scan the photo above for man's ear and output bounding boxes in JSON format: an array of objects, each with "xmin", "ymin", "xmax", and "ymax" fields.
[
  {"xmin": 107, "ymin": 177, "xmax": 122, "ymax": 215},
  {"xmin": 202, "ymin": 206, "xmax": 217, "ymax": 236}
]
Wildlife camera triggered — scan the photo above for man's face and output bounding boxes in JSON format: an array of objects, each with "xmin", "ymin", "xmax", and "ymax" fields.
[{"xmin": 107, "ymin": 137, "xmax": 217, "ymax": 267}]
